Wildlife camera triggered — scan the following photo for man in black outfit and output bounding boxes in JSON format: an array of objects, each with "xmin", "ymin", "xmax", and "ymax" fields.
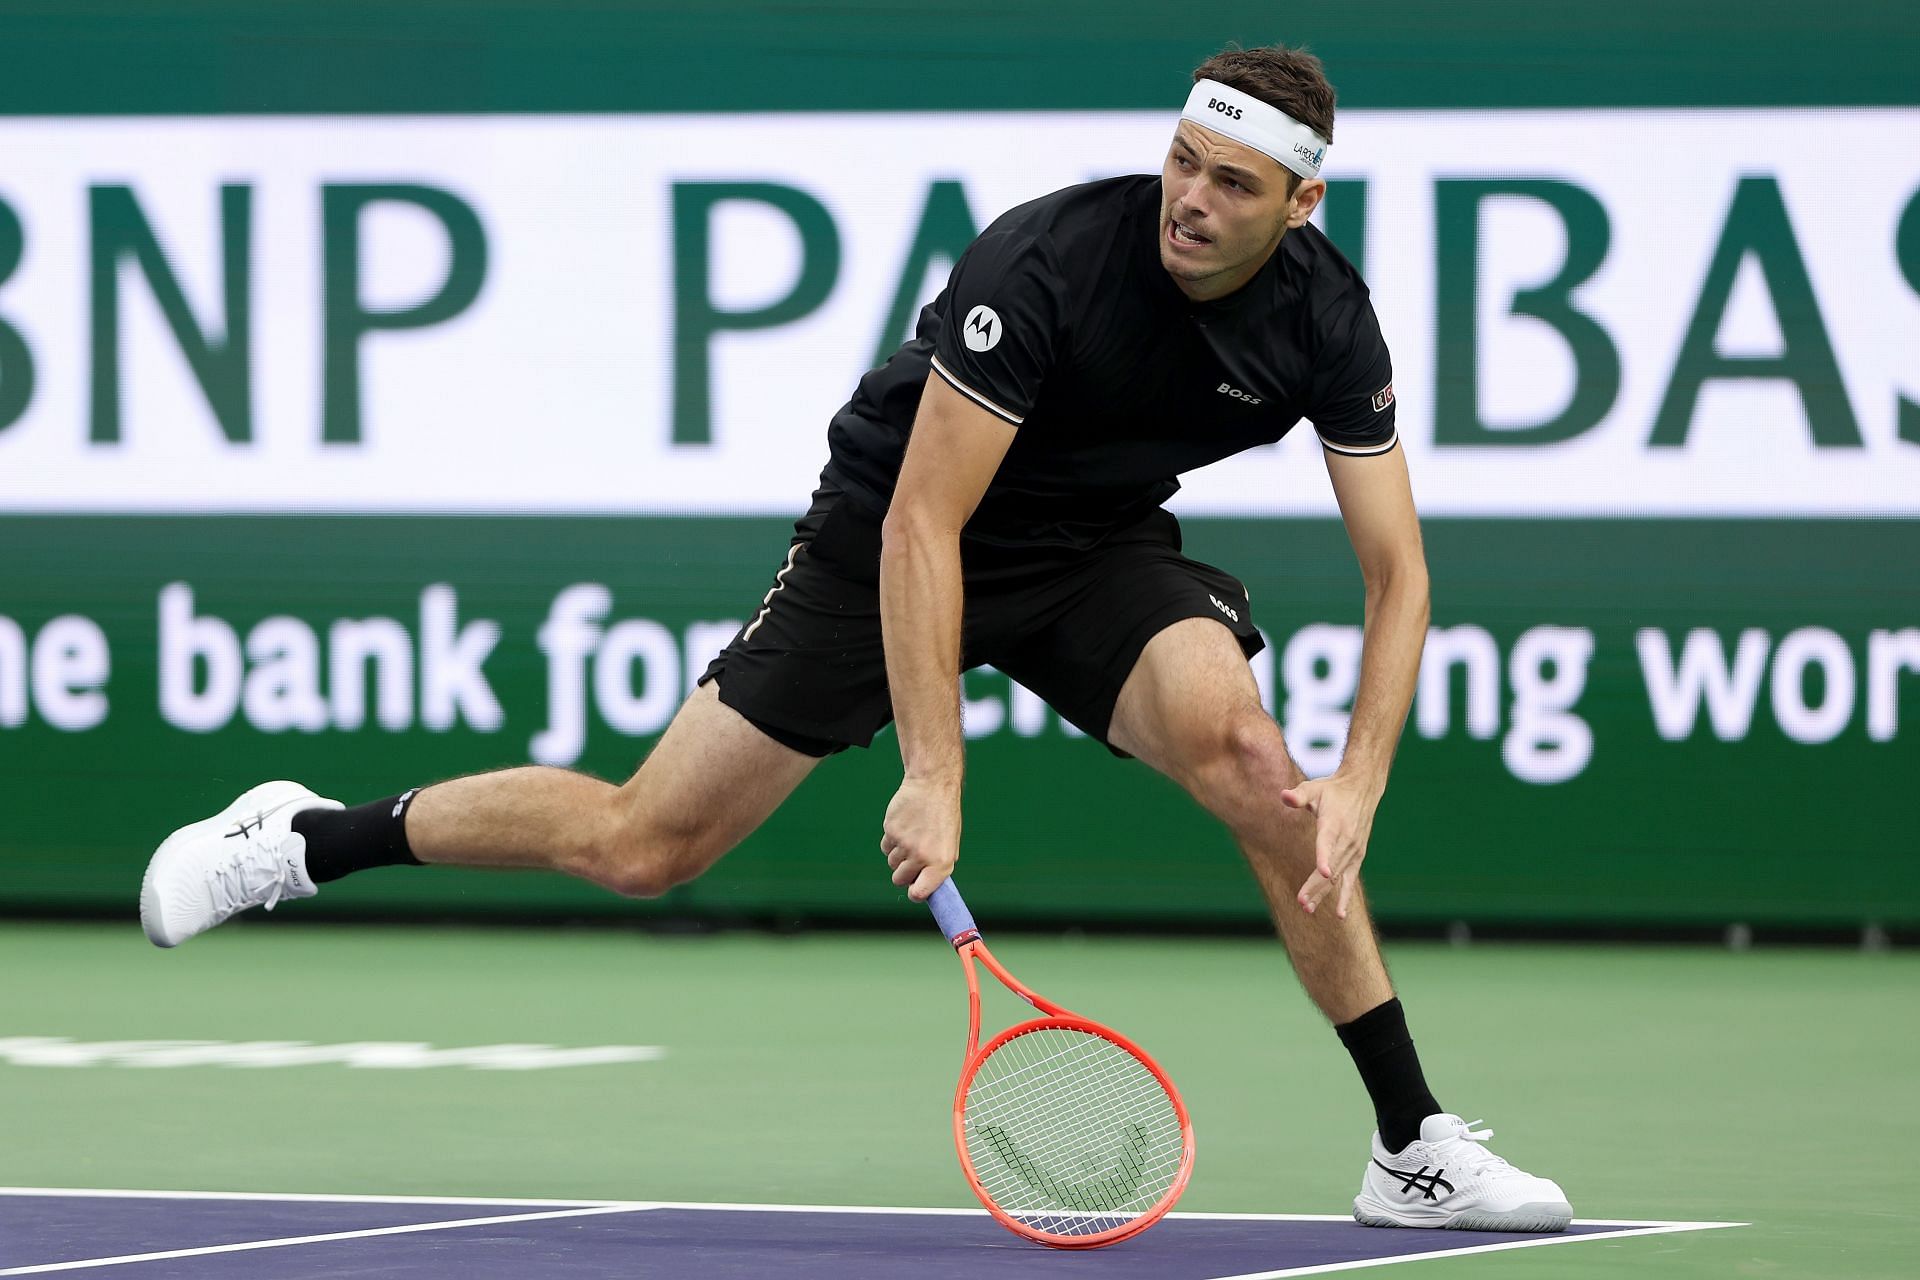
[{"xmin": 141, "ymin": 45, "xmax": 1570, "ymax": 1232}]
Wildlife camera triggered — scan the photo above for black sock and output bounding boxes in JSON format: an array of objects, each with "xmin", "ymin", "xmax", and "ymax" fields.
[
  {"xmin": 1335, "ymin": 997, "xmax": 1442, "ymax": 1154},
  {"xmin": 293, "ymin": 789, "xmax": 424, "ymax": 884}
]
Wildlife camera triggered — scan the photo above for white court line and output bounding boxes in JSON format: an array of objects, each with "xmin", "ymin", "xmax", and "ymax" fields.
[
  {"xmin": 0, "ymin": 1204, "xmax": 652, "ymax": 1276},
  {"xmin": 0, "ymin": 1189, "xmax": 1745, "ymax": 1230},
  {"xmin": 0, "ymin": 1187, "xmax": 628, "ymax": 1208},
  {"xmin": 1205, "ymin": 1221, "xmax": 1749, "ymax": 1279},
  {"xmin": 0, "ymin": 1189, "xmax": 1746, "ymax": 1278},
  {"xmin": 517, "ymin": 1198, "xmax": 1746, "ymax": 1233}
]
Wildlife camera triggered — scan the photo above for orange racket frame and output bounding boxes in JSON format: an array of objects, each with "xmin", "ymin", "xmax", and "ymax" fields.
[{"xmin": 930, "ymin": 880, "xmax": 1196, "ymax": 1249}]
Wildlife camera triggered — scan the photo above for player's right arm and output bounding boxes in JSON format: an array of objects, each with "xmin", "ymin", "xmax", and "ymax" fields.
[
  {"xmin": 879, "ymin": 217, "xmax": 1059, "ymax": 900},
  {"xmin": 879, "ymin": 217, "xmax": 1059, "ymax": 901},
  {"xmin": 878, "ymin": 374, "xmax": 1015, "ymax": 902}
]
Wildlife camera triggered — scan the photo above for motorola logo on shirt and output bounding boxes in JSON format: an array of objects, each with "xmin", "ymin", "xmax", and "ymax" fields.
[{"xmin": 963, "ymin": 305, "xmax": 1003, "ymax": 352}]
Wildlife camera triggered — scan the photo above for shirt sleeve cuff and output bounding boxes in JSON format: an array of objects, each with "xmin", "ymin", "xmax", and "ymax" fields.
[
  {"xmin": 930, "ymin": 354, "xmax": 1026, "ymax": 425},
  {"xmin": 1317, "ymin": 430, "xmax": 1399, "ymax": 457}
]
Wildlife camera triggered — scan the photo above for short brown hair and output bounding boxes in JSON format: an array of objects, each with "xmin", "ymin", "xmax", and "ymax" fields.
[{"xmin": 1192, "ymin": 44, "xmax": 1337, "ymax": 150}]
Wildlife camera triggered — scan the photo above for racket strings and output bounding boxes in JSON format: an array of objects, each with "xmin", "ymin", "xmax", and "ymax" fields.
[
  {"xmin": 977, "ymin": 1045, "xmax": 1175, "ymax": 1174},
  {"xmin": 963, "ymin": 1025, "xmax": 1184, "ymax": 1237},
  {"xmin": 968, "ymin": 1040, "xmax": 1181, "ymax": 1226}
]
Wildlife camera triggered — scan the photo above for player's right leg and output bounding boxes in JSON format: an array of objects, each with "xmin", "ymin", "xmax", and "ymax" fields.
[
  {"xmin": 407, "ymin": 679, "xmax": 819, "ymax": 894},
  {"xmin": 139, "ymin": 682, "xmax": 820, "ymax": 947},
  {"xmin": 142, "ymin": 484, "xmax": 897, "ymax": 948}
]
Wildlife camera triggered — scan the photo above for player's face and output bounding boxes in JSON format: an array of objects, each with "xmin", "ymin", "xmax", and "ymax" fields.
[{"xmin": 1159, "ymin": 122, "xmax": 1325, "ymax": 301}]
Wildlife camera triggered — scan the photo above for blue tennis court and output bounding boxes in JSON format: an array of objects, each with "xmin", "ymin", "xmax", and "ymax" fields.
[{"xmin": 0, "ymin": 1190, "xmax": 1742, "ymax": 1279}]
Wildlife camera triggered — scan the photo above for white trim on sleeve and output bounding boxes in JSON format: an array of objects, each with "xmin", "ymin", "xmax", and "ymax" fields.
[
  {"xmin": 929, "ymin": 354, "xmax": 1026, "ymax": 425},
  {"xmin": 1318, "ymin": 431, "xmax": 1400, "ymax": 458}
]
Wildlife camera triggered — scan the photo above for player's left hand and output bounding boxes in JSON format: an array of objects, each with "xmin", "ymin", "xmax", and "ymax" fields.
[{"xmin": 1279, "ymin": 773, "xmax": 1382, "ymax": 920}]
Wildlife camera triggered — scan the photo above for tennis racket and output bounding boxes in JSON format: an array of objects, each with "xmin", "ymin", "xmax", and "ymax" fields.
[{"xmin": 926, "ymin": 879, "xmax": 1194, "ymax": 1249}]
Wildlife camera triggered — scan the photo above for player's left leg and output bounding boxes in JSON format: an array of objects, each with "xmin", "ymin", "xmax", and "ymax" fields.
[
  {"xmin": 1106, "ymin": 617, "xmax": 1571, "ymax": 1232},
  {"xmin": 1106, "ymin": 617, "xmax": 1390, "ymax": 1022}
]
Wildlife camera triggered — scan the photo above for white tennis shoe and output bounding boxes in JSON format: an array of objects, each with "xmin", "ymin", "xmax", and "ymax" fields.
[
  {"xmin": 1353, "ymin": 1114, "xmax": 1572, "ymax": 1232},
  {"xmin": 140, "ymin": 781, "xmax": 341, "ymax": 948}
]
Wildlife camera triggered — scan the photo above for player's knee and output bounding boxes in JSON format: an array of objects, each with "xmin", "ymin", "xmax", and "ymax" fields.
[
  {"xmin": 597, "ymin": 821, "xmax": 720, "ymax": 899},
  {"xmin": 1221, "ymin": 711, "xmax": 1294, "ymax": 783},
  {"xmin": 1182, "ymin": 711, "xmax": 1299, "ymax": 818},
  {"xmin": 598, "ymin": 855, "xmax": 674, "ymax": 900}
]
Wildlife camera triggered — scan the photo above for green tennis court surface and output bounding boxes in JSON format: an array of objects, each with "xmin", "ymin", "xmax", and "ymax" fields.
[{"xmin": 3, "ymin": 922, "xmax": 1912, "ymax": 1277}]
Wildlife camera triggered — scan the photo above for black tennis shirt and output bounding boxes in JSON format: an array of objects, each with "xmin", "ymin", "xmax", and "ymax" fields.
[{"xmin": 822, "ymin": 174, "xmax": 1397, "ymax": 551}]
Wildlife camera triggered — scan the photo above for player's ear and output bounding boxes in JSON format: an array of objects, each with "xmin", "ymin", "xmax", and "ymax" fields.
[{"xmin": 1286, "ymin": 177, "xmax": 1327, "ymax": 228}]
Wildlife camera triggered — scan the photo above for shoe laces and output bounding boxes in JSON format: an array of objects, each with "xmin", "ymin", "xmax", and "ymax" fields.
[
  {"xmin": 208, "ymin": 838, "xmax": 295, "ymax": 917},
  {"xmin": 1434, "ymin": 1119, "xmax": 1514, "ymax": 1176}
]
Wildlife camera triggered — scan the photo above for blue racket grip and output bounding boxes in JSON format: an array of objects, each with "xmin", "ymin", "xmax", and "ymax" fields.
[{"xmin": 928, "ymin": 879, "xmax": 979, "ymax": 946}]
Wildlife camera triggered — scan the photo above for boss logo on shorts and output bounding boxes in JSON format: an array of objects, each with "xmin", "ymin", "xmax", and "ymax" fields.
[
  {"xmin": 1217, "ymin": 382, "xmax": 1262, "ymax": 406},
  {"xmin": 963, "ymin": 305, "xmax": 1003, "ymax": 352},
  {"xmin": 1208, "ymin": 594, "xmax": 1241, "ymax": 623}
]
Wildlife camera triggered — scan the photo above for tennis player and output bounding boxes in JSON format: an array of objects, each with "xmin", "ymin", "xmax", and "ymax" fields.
[{"xmin": 141, "ymin": 45, "xmax": 1570, "ymax": 1232}]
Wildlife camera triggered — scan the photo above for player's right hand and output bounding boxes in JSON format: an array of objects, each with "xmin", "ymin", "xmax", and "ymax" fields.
[{"xmin": 881, "ymin": 775, "xmax": 962, "ymax": 902}]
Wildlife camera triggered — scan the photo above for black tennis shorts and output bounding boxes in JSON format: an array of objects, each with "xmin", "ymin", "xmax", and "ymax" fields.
[{"xmin": 698, "ymin": 485, "xmax": 1264, "ymax": 757}]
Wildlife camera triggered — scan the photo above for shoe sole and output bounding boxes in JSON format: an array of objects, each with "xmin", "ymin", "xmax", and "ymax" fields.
[
  {"xmin": 140, "ymin": 780, "xmax": 320, "ymax": 949},
  {"xmin": 1354, "ymin": 1194, "xmax": 1573, "ymax": 1233}
]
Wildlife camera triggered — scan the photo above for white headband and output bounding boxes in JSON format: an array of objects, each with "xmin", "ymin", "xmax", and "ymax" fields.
[{"xmin": 1180, "ymin": 79, "xmax": 1330, "ymax": 180}]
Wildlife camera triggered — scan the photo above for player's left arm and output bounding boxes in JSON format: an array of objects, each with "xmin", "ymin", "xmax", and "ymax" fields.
[{"xmin": 1282, "ymin": 443, "xmax": 1431, "ymax": 918}]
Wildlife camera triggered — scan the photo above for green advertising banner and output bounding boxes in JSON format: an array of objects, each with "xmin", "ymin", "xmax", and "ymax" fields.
[
  {"xmin": 1, "ymin": 1, "xmax": 1915, "ymax": 114},
  {"xmin": 0, "ymin": 2, "xmax": 1916, "ymax": 926},
  {"xmin": 2, "ymin": 516, "xmax": 1914, "ymax": 925}
]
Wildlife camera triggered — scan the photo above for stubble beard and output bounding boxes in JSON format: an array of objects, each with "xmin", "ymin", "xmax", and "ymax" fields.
[{"xmin": 1159, "ymin": 230, "xmax": 1251, "ymax": 293}]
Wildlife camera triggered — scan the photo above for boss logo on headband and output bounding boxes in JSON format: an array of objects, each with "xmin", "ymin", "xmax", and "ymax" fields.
[{"xmin": 1205, "ymin": 97, "xmax": 1244, "ymax": 122}]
